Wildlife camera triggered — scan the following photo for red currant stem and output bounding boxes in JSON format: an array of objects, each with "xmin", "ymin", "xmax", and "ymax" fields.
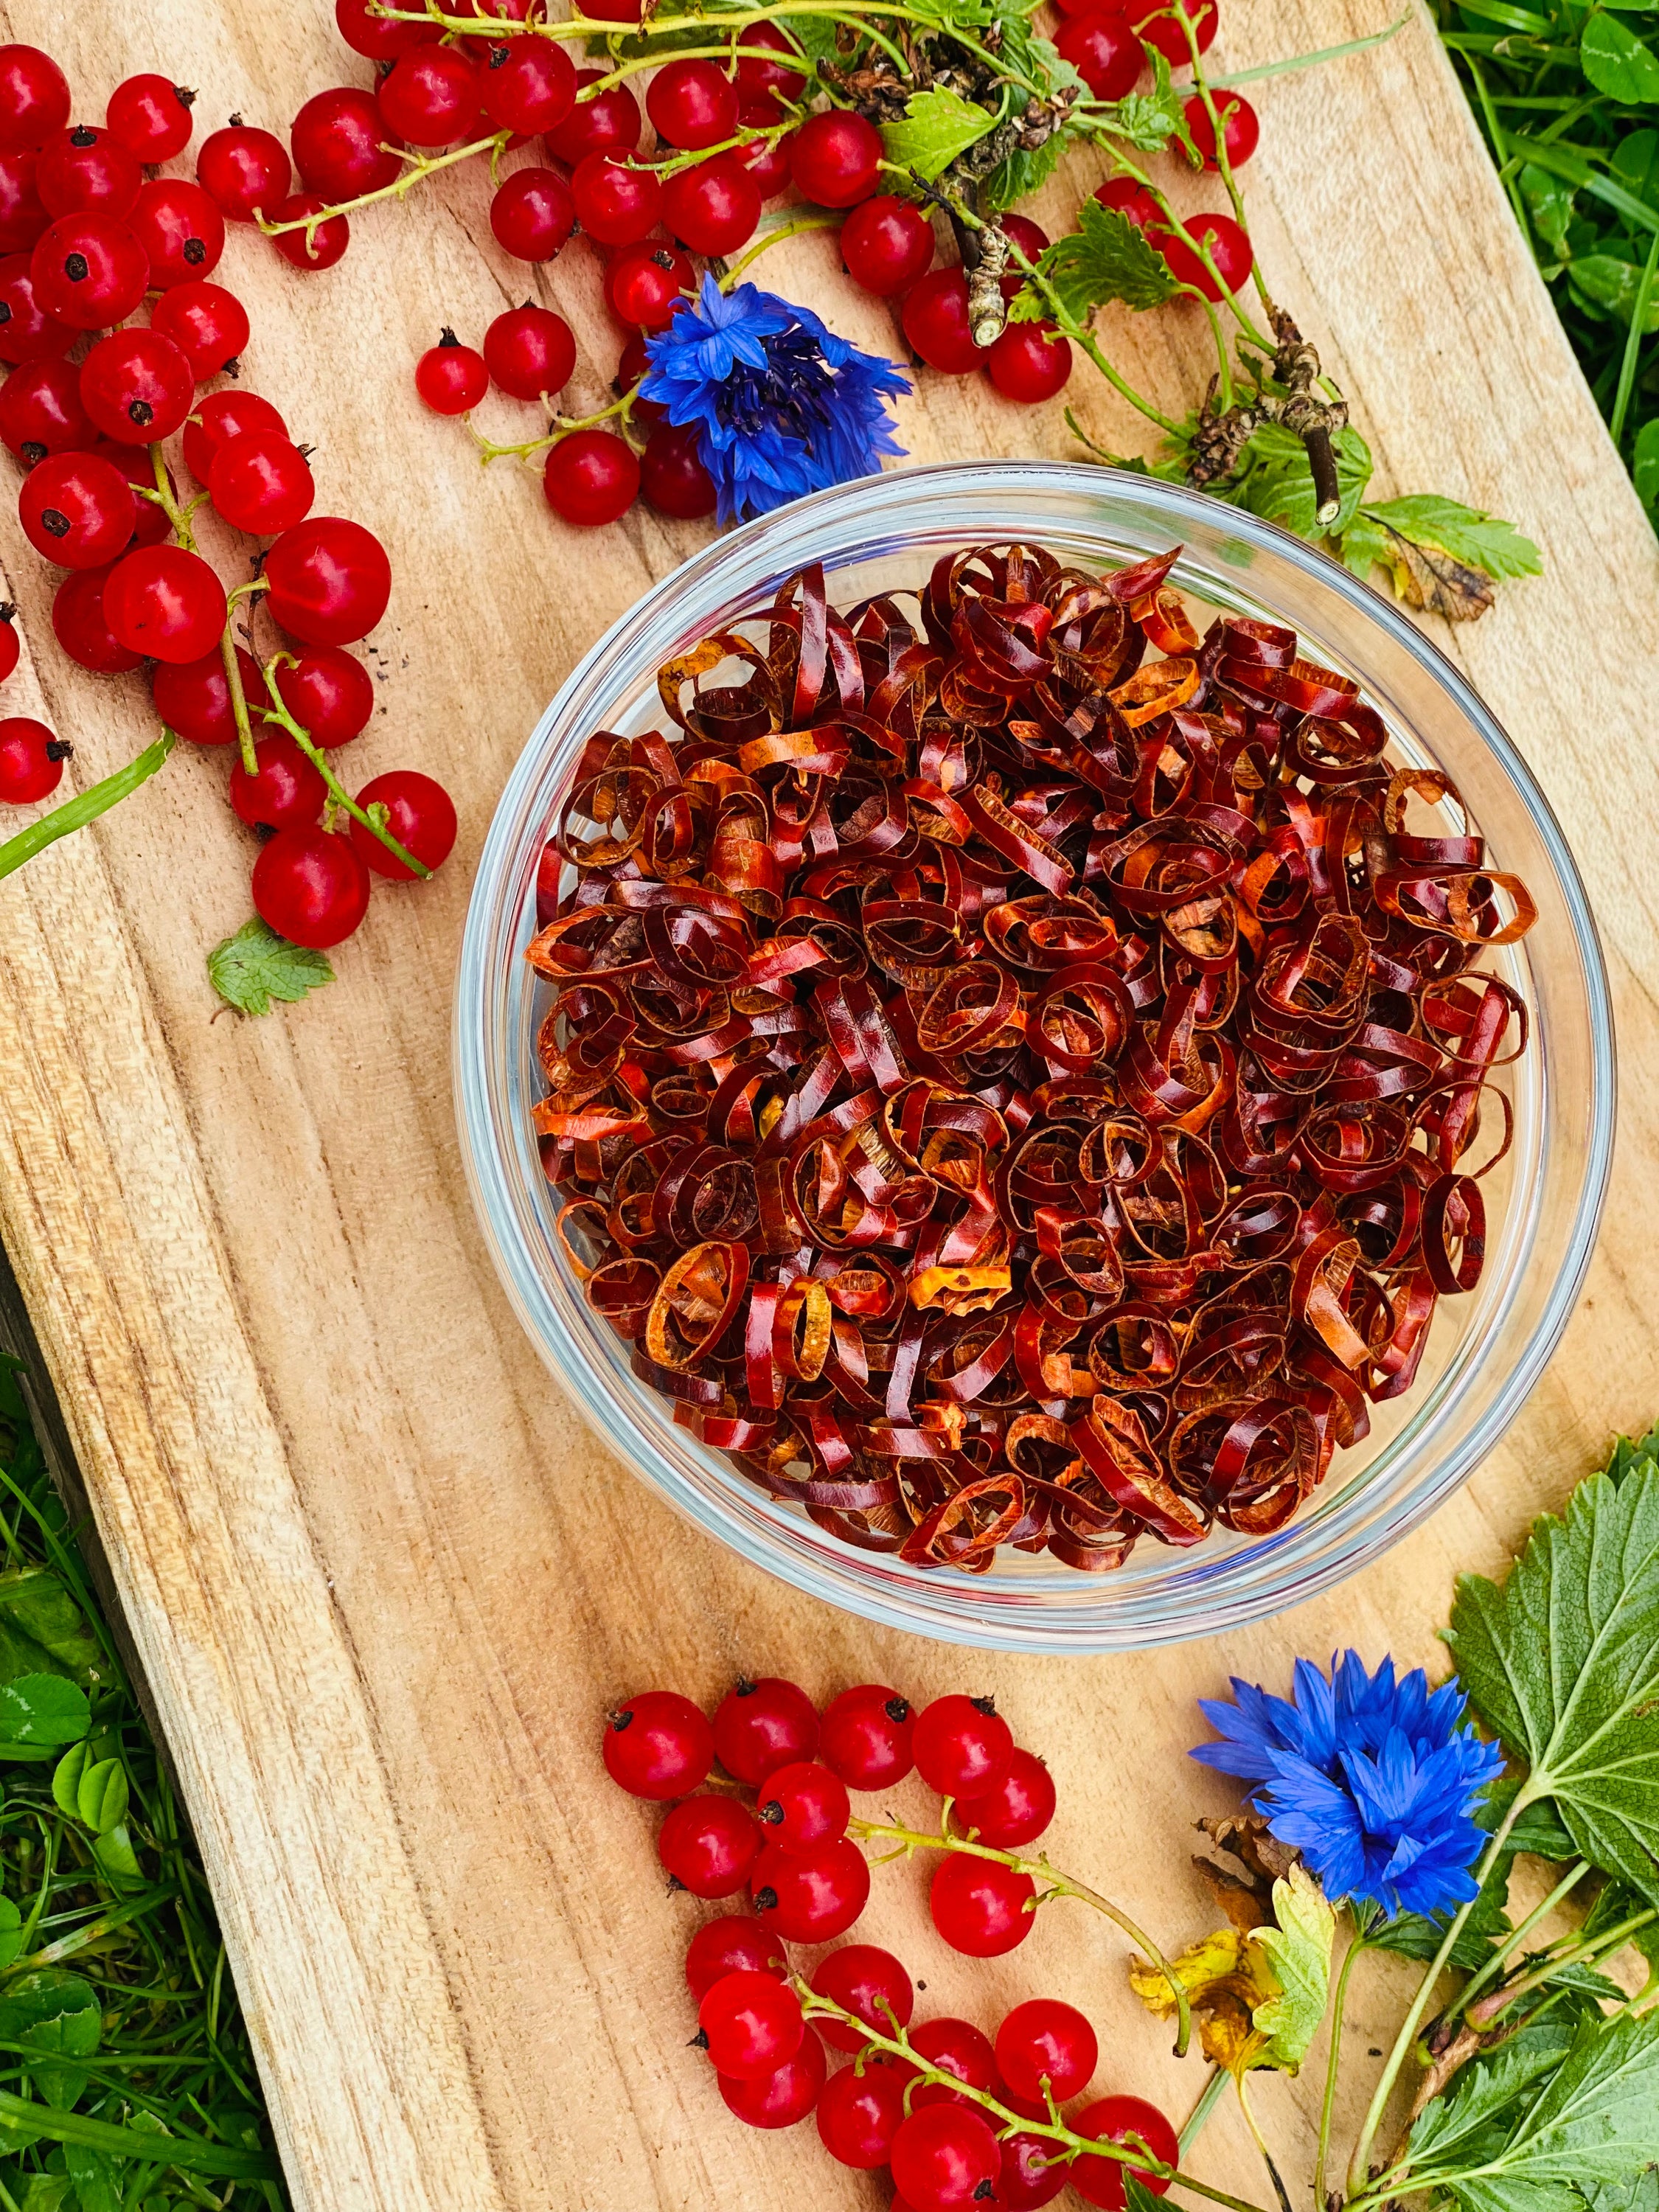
[
  {"xmin": 641, "ymin": 108, "xmax": 802, "ymax": 182},
  {"xmin": 1001, "ymin": 234, "xmax": 1183, "ymax": 437},
  {"xmin": 218, "ymin": 585, "xmax": 270, "ymax": 779},
  {"xmin": 718, "ymin": 209, "xmax": 842, "ymax": 288},
  {"xmin": 1204, "ymin": 12, "xmax": 1408, "ymax": 92},
  {"xmin": 845, "ymin": 1812, "xmax": 1192, "ymax": 2058},
  {"xmin": 256, "ymin": 661, "xmax": 432, "ymax": 878},
  {"xmin": 1175, "ymin": 12, "xmax": 1275, "ymax": 321},
  {"xmin": 257, "ymin": 131, "xmax": 509, "ymax": 240},
  {"xmin": 1190, "ymin": 290, "xmax": 1235, "ymax": 411},
  {"xmin": 147, "ymin": 440, "xmax": 198, "ymax": 554},
  {"xmin": 470, "ymin": 387, "xmax": 638, "ymax": 467},
  {"xmin": 0, "ymin": 732, "xmax": 175, "ymax": 887},
  {"xmin": 1180, "ymin": 2064, "xmax": 1230, "ymax": 2155}
]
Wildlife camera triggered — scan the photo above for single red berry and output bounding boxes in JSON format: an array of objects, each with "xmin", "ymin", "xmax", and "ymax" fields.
[
  {"xmin": 229, "ymin": 732, "xmax": 328, "ymax": 832},
  {"xmin": 79, "ymin": 328, "xmax": 195, "ymax": 445},
  {"xmin": 819, "ymin": 1686, "xmax": 914, "ymax": 1791},
  {"xmin": 698, "ymin": 1969, "xmax": 804, "ymax": 2079},
  {"xmin": 106, "ymin": 75, "xmax": 195, "ymax": 163},
  {"xmin": 1184, "ymin": 90, "xmax": 1258, "ymax": 170},
  {"xmin": 818, "ymin": 2058, "xmax": 907, "ymax": 2168},
  {"xmin": 1094, "ymin": 175, "xmax": 1160, "ymax": 230},
  {"xmin": 151, "ymin": 281, "xmax": 250, "ymax": 381},
  {"xmin": 0, "ymin": 605, "xmax": 18, "ymax": 684},
  {"xmin": 106, "ymin": 439, "xmax": 184, "ymax": 547},
  {"xmin": 733, "ymin": 23, "xmax": 804, "ymax": 105},
  {"xmin": 914, "ymin": 1695, "xmax": 1014, "ymax": 1798},
  {"xmin": 0, "ymin": 355, "xmax": 93, "ymax": 465},
  {"xmin": 713, "ymin": 1677, "xmax": 819, "ymax": 1784},
  {"xmin": 735, "ymin": 108, "xmax": 791, "ymax": 198},
  {"xmin": 901, "ymin": 268, "xmax": 980, "ymax": 375},
  {"xmin": 291, "ymin": 87, "xmax": 402, "ymax": 201},
  {"xmin": 686, "ymin": 1916, "xmax": 785, "ymax": 2002},
  {"xmin": 484, "ymin": 302, "xmax": 575, "ymax": 400},
  {"xmin": 1128, "ymin": 0, "xmax": 1217, "ymax": 63},
  {"xmin": 901, "ymin": 2017, "xmax": 998, "ymax": 2111},
  {"xmin": 182, "ymin": 387, "xmax": 287, "ymax": 486},
  {"xmin": 1054, "ymin": 13, "xmax": 1142, "ymax": 100},
  {"xmin": 931, "ymin": 1851, "xmax": 1034, "ymax": 1957},
  {"xmin": 987, "ymin": 319, "xmax": 1071, "ymax": 403},
  {"xmin": 37, "ymin": 125, "xmax": 142, "ymax": 220},
  {"xmin": 543, "ymin": 429, "xmax": 639, "ymax": 526},
  {"xmin": 995, "ymin": 1999, "xmax": 1098, "ymax": 2104},
  {"xmin": 0, "ymin": 150, "xmax": 48, "ymax": 253},
  {"xmin": 955, "ymin": 1747, "xmax": 1055, "ymax": 1848},
  {"xmin": 264, "ymin": 516, "xmax": 392, "ymax": 646},
  {"xmin": 1071, "ymin": 2096, "xmax": 1180, "ymax": 2209},
  {"xmin": 1150, "ymin": 209, "xmax": 1252, "ymax": 302},
  {"xmin": 29, "ymin": 212, "xmax": 150, "ymax": 328},
  {"xmin": 490, "ymin": 165, "xmax": 576, "ymax": 260},
  {"xmin": 787, "ymin": 110, "xmax": 880, "ymax": 207},
  {"xmin": 841, "ymin": 194, "xmax": 933, "ymax": 296},
  {"xmin": 717, "ymin": 2029, "xmax": 824, "ymax": 2128},
  {"xmin": 0, "ymin": 49, "xmax": 70, "ymax": 155},
  {"xmin": 151, "ymin": 644, "xmax": 270, "ymax": 745},
  {"xmin": 52, "ymin": 566, "xmax": 143, "ymax": 672},
  {"xmin": 659, "ymin": 1793, "xmax": 764, "ymax": 1900},
  {"xmin": 751, "ymin": 1836, "xmax": 869, "ymax": 1943},
  {"xmin": 481, "ymin": 41, "xmax": 577, "ymax": 135},
  {"xmin": 647, "ymin": 59, "xmax": 738, "ymax": 152},
  {"xmin": 606, "ymin": 240, "xmax": 691, "ymax": 331},
  {"xmin": 378, "ymin": 46, "xmax": 481, "ymax": 150},
  {"xmin": 131, "ymin": 176, "xmax": 224, "ymax": 288},
  {"xmin": 0, "ymin": 252, "xmax": 70, "ymax": 363},
  {"xmin": 18, "ymin": 449, "xmax": 136, "ymax": 568},
  {"xmin": 0, "ymin": 717, "xmax": 67, "ymax": 804},
  {"xmin": 891, "ymin": 2104, "xmax": 1002, "ymax": 2212},
  {"xmin": 198, "ymin": 124, "xmax": 292, "ymax": 226},
  {"xmin": 546, "ymin": 72, "xmax": 641, "ymax": 164},
  {"xmin": 662, "ymin": 154, "xmax": 759, "ymax": 256},
  {"xmin": 271, "ymin": 645, "xmax": 375, "ymax": 747},
  {"xmin": 102, "ymin": 543, "xmax": 226, "ymax": 664},
  {"xmin": 1001, "ymin": 2129, "xmax": 1068, "ymax": 2210},
  {"xmin": 602, "ymin": 1689, "xmax": 712, "ymax": 1798},
  {"xmin": 809, "ymin": 1945, "xmax": 913, "ymax": 2053},
  {"xmin": 998, "ymin": 210, "xmax": 1048, "ymax": 298},
  {"xmin": 349, "ymin": 768, "xmax": 456, "ymax": 880},
  {"xmin": 252, "ymin": 826, "xmax": 372, "ymax": 950},
  {"xmin": 757, "ymin": 1761, "xmax": 849, "ymax": 1851},
  {"xmin": 209, "ymin": 431, "xmax": 315, "ymax": 535},
  {"xmin": 335, "ymin": 0, "xmax": 442, "ymax": 61},
  {"xmin": 416, "ymin": 328, "xmax": 487, "ymax": 414},
  {"xmin": 571, "ymin": 150, "xmax": 661, "ymax": 246},
  {"xmin": 268, "ymin": 195, "xmax": 350, "ymax": 271}
]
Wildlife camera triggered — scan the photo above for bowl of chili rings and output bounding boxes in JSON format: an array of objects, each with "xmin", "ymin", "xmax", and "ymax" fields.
[{"xmin": 456, "ymin": 462, "xmax": 1613, "ymax": 1653}]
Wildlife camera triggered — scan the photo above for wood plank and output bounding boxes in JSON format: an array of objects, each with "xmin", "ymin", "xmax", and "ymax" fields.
[{"xmin": 0, "ymin": 2, "xmax": 1655, "ymax": 2208}]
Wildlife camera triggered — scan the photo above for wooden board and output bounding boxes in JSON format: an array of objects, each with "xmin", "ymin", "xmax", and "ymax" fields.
[{"xmin": 1, "ymin": 2, "xmax": 1657, "ymax": 2206}]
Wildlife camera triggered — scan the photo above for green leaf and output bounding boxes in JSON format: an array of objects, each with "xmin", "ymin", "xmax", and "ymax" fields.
[
  {"xmin": 1613, "ymin": 130, "xmax": 1659, "ymax": 209},
  {"xmin": 1570, "ymin": 251, "xmax": 1659, "ymax": 330},
  {"xmin": 73, "ymin": 1760, "xmax": 126, "ymax": 1837},
  {"xmin": 0, "ymin": 1898, "xmax": 25, "ymax": 1976},
  {"xmin": 879, "ymin": 87, "xmax": 997, "ymax": 184},
  {"xmin": 1223, "ymin": 422, "xmax": 1374, "ymax": 538},
  {"xmin": 1445, "ymin": 1466, "xmax": 1659, "ymax": 1904},
  {"xmin": 1012, "ymin": 197, "xmax": 1179, "ymax": 327},
  {"xmin": 1358, "ymin": 495, "xmax": 1543, "ymax": 580},
  {"xmin": 1633, "ymin": 417, "xmax": 1659, "ymax": 508},
  {"xmin": 1249, "ymin": 1866, "xmax": 1334, "ymax": 2073},
  {"xmin": 88, "ymin": 1825, "xmax": 142, "ymax": 1892},
  {"xmin": 50, "ymin": 1744, "xmax": 87, "ymax": 1823},
  {"xmin": 980, "ymin": 36, "xmax": 1081, "ymax": 209},
  {"xmin": 0, "ymin": 1972, "xmax": 102, "ymax": 2113},
  {"xmin": 1093, "ymin": 49, "xmax": 1189, "ymax": 156},
  {"xmin": 0, "ymin": 1572, "xmax": 105, "ymax": 1692},
  {"xmin": 1335, "ymin": 510, "xmax": 1388, "ymax": 580},
  {"xmin": 771, "ymin": 10, "xmax": 840, "ymax": 66},
  {"xmin": 0, "ymin": 1677, "xmax": 88, "ymax": 1750},
  {"xmin": 1520, "ymin": 162, "xmax": 1576, "ymax": 256},
  {"xmin": 62, "ymin": 2144, "xmax": 119, "ymax": 2212},
  {"xmin": 18, "ymin": 2178, "xmax": 71, "ymax": 2212},
  {"xmin": 206, "ymin": 917, "xmax": 334, "ymax": 1018},
  {"xmin": 1408, "ymin": 2022, "xmax": 1579, "ymax": 2175},
  {"xmin": 1583, "ymin": 13, "xmax": 1659, "ymax": 103}
]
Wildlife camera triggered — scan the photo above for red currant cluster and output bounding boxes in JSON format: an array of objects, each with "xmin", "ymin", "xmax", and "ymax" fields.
[
  {"xmin": 604, "ymin": 1676, "xmax": 1183, "ymax": 2211},
  {"xmin": 0, "ymin": 42, "xmax": 457, "ymax": 966}
]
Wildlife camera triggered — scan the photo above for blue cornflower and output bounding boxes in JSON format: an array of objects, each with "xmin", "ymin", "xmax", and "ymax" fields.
[
  {"xmin": 641, "ymin": 274, "xmax": 910, "ymax": 525},
  {"xmin": 1191, "ymin": 1651, "xmax": 1505, "ymax": 1921}
]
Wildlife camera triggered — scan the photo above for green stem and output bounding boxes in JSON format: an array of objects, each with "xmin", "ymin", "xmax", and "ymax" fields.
[
  {"xmin": 720, "ymin": 209, "xmax": 842, "ymax": 285},
  {"xmin": 643, "ymin": 108, "xmax": 800, "ymax": 179},
  {"xmin": 0, "ymin": 2087, "xmax": 279, "ymax": 2181},
  {"xmin": 1179, "ymin": 2065, "xmax": 1231, "ymax": 2154},
  {"xmin": 257, "ymin": 131, "xmax": 507, "ymax": 241},
  {"xmin": 470, "ymin": 388, "xmax": 639, "ymax": 466},
  {"xmin": 1469, "ymin": 1903, "xmax": 1659, "ymax": 2025},
  {"xmin": 1611, "ymin": 222, "xmax": 1659, "ymax": 448},
  {"xmin": 1206, "ymin": 12, "xmax": 1409, "ymax": 89},
  {"xmin": 1176, "ymin": 1, "xmax": 1275, "ymax": 319},
  {"xmin": 256, "ymin": 666, "xmax": 431, "ymax": 879},
  {"xmin": 1454, "ymin": 1860, "xmax": 1590, "ymax": 2017},
  {"xmin": 1315, "ymin": 1930, "xmax": 1368, "ymax": 2210},
  {"xmin": 0, "ymin": 734, "xmax": 175, "ymax": 886},
  {"xmin": 998, "ymin": 232, "xmax": 1181, "ymax": 434}
]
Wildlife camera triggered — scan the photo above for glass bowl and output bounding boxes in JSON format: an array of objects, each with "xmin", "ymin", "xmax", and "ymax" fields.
[{"xmin": 454, "ymin": 462, "xmax": 1614, "ymax": 1655}]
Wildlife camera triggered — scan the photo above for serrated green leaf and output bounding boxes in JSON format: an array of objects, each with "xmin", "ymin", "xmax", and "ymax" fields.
[
  {"xmin": 1019, "ymin": 198, "xmax": 1179, "ymax": 327},
  {"xmin": 1223, "ymin": 422, "xmax": 1374, "ymax": 538},
  {"xmin": 1249, "ymin": 1866, "xmax": 1333, "ymax": 2073},
  {"xmin": 1335, "ymin": 510, "xmax": 1388, "ymax": 580},
  {"xmin": 771, "ymin": 10, "xmax": 840, "ymax": 66},
  {"xmin": 0, "ymin": 1678, "xmax": 87, "ymax": 1749},
  {"xmin": 981, "ymin": 37, "xmax": 1081, "ymax": 209},
  {"xmin": 0, "ymin": 1972, "xmax": 101, "ymax": 2112},
  {"xmin": 1093, "ymin": 51, "xmax": 1189, "ymax": 155},
  {"xmin": 1360, "ymin": 495, "xmax": 1543, "ymax": 580},
  {"xmin": 1583, "ymin": 14, "xmax": 1659, "ymax": 103},
  {"xmin": 1409, "ymin": 2023, "xmax": 1579, "ymax": 2175},
  {"xmin": 206, "ymin": 917, "xmax": 334, "ymax": 1019},
  {"xmin": 879, "ymin": 87, "xmax": 997, "ymax": 184}
]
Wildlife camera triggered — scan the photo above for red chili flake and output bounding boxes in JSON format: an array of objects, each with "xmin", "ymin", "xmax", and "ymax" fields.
[{"xmin": 527, "ymin": 544, "xmax": 1534, "ymax": 1572}]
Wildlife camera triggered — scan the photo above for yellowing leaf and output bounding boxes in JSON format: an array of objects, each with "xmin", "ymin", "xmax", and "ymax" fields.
[
  {"xmin": 1130, "ymin": 1925, "xmax": 1280, "ymax": 2081},
  {"xmin": 1250, "ymin": 1866, "xmax": 1335, "ymax": 2074}
]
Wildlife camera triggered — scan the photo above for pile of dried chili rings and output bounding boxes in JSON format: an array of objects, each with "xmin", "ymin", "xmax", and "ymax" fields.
[{"xmin": 527, "ymin": 541, "xmax": 1535, "ymax": 1574}]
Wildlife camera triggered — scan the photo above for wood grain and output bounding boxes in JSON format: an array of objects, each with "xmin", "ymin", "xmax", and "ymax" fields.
[{"xmin": 0, "ymin": 4, "xmax": 1655, "ymax": 2208}]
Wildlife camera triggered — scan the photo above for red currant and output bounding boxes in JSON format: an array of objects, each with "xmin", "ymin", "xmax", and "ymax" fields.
[
  {"xmin": 30, "ymin": 212, "xmax": 149, "ymax": 328},
  {"xmin": 735, "ymin": 108, "xmax": 791, "ymax": 198},
  {"xmin": 571, "ymin": 149, "xmax": 661, "ymax": 246},
  {"xmin": 698, "ymin": 1969, "xmax": 804, "ymax": 2079},
  {"xmin": 841, "ymin": 194, "xmax": 933, "ymax": 296},
  {"xmin": 481, "ymin": 42, "xmax": 577, "ymax": 136},
  {"xmin": 0, "ymin": 151, "xmax": 47, "ymax": 254},
  {"xmin": 658, "ymin": 1792, "xmax": 762, "ymax": 1899},
  {"xmin": 349, "ymin": 768, "xmax": 457, "ymax": 879},
  {"xmin": 787, "ymin": 111, "xmax": 880, "ymax": 207},
  {"xmin": 272, "ymin": 645, "xmax": 375, "ymax": 746},
  {"xmin": 0, "ymin": 605, "xmax": 18, "ymax": 684},
  {"xmin": 0, "ymin": 356, "xmax": 93, "ymax": 465},
  {"xmin": 757, "ymin": 1761, "xmax": 849, "ymax": 1850},
  {"xmin": 1093, "ymin": 175, "xmax": 1159, "ymax": 230},
  {"xmin": 987, "ymin": 319, "xmax": 1071, "ymax": 403},
  {"xmin": 102, "ymin": 544, "xmax": 226, "ymax": 664},
  {"xmin": 914, "ymin": 1696, "xmax": 1013, "ymax": 1797},
  {"xmin": 1001, "ymin": 2130, "xmax": 1068, "ymax": 2209},
  {"xmin": 484, "ymin": 303, "xmax": 575, "ymax": 400},
  {"xmin": 818, "ymin": 2058, "xmax": 906, "ymax": 2168},
  {"xmin": 606, "ymin": 241, "xmax": 692, "ymax": 332},
  {"xmin": 543, "ymin": 429, "xmax": 639, "ymax": 526},
  {"xmin": 490, "ymin": 165, "xmax": 576, "ymax": 260},
  {"xmin": 751, "ymin": 1836, "xmax": 869, "ymax": 1943},
  {"xmin": 79, "ymin": 329, "xmax": 195, "ymax": 445},
  {"xmin": 268, "ymin": 195, "xmax": 350, "ymax": 272},
  {"xmin": 1150, "ymin": 209, "xmax": 1252, "ymax": 301},
  {"xmin": 717, "ymin": 2028, "xmax": 825, "ymax": 2128},
  {"xmin": 733, "ymin": 24, "xmax": 804, "ymax": 105},
  {"xmin": 686, "ymin": 1916, "xmax": 785, "ymax": 2002},
  {"xmin": 647, "ymin": 59, "xmax": 737, "ymax": 152},
  {"xmin": 335, "ymin": 0, "xmax": 442, "ymax": 61},
  {"xmin": 378, "ymin": 47, "xmax": 481, "ymax": 150},
  {"xmin": 105, "ymin": 75, "xmax": 195, "ymax": 163},
  {"xmin": 901, "ymin": 269, "xmax": 980, "ymax": 375},
  {"xmin": 902, "ymin": 2017, "xmax": 998, "ymax": 2110},
  {"xmin": 995, "ymin": 1999, "xmax": 1097, "ymax": 2104},
  {"xmin": 416, "ymin": 328, "xmax": 487, "ymax": 414},
  {"xmin": 265, "ymin": 517, "xmax": 392, "ymax": 646},
  {"xmin": 1127, "ymin": 0, "xmax": 1217, "ymax": 63},
  {"xmin": 0, "ymin": 252, "xmax": 69, "ymax": 363},
  {"xmin": 151, "ymin": 281, "xmax": 250, "ymax": 380},
  {"xmin": 891, "ymin": 2104, "xmax": 1002, "ymax": 2212},
  {"xmin": 151, "ymin": 644, "xmax": 270, "ymax": 745},
  {"xmin": 714, "ymin": 1677, "xmax": 818, "ymax": 1783},
  {"xmin": 252, "ymin": 826, "xmax": 372, "ymax": 950},
  {"xmin": 545, "ymin": 72, "xmax": 641, "ymax": 164},
  {"xmin": 602, "ymin": 1690, "xmax": 712, "ymax": 1798},
  {"xmin": 210, "ymin": 432, "xmax": 315, "ymax": 535},
  {"xmin": 182, "ymin": 388, "xmax": 287, "ymax": 486},
  {"xmin": 931, "ymin": 1851, "xmax": 1034, "ymax": 1957},
  {"xmin": 955, "ymin": 1747, "xmax": 1055, "ymax": 1848},
  {"xmin": 52, "ymin": 566, "xmax": 144, "ymax": 673},
  {"xmin": 1071, "ymin": 2096, "xmax": 1180, "ymax": 2209},
  {"xmin": 1184, "ymin": 90, "xmax": 1258, "ymax": 170},
  {"xmin": 819, "ymin": 1686, "xmax": 914, "ymax": 1791},
  {"xmin": 0, "ymin": 717, "xmax": 67, "ymax": 804},
  {"xmin": 1054, "ymin": 13, "xmax": 1141, "ymax": 100},
  {"xmin": 198, "ymin": 124, "xmax": 292, "ymax": 224},
  {"xmin": 18, "ymin": 449, "xmax": 136, "ymax": 568},
  {"xmin": 291, "ymin": 88, "xmax": 402, "ymax": 201},
  {"xmin": 37, "ymin": 125, "xmax": 142, "ymax": 220},
  {"xmin": 100, "ymin": 439, "xmax": 181, "ymax": 548},
  {"xmin": 809, "ymin": 1945, "xmax": 913, "ymax": 2053},
  {"xmin": 662, "ymin": 154, "xmax": 759, "ymax": 255},
  {"xmin": 229, "ymin": 732, "xmax": 327, "ymax": 831},
  {"xmin": 0, "ymin": 49, "xmax": 69, "ymax": 155},
  {"xmin": 131, "ymin": 177, "xmax": 223, "ymax": 288}
]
